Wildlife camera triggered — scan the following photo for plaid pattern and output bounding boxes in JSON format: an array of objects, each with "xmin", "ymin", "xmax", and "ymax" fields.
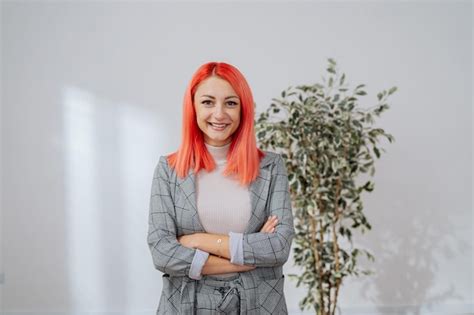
[{"xmin": 148, "ymin": 151, "xmax": 295, "ymax": 314}]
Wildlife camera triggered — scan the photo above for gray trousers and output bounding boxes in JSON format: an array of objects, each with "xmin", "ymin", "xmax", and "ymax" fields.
[
  {"xmin": 195, "ymin": 274, "xmax": 243, "ymax": 314},
  {"xmin": 156, "ymin": 272, "xmax": 288, "ymax": 314}
]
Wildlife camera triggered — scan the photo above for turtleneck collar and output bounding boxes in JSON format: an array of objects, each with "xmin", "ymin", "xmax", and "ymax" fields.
[{"xmin": 205, "ymin": 141, "xmax": 231, "ymax": 165}]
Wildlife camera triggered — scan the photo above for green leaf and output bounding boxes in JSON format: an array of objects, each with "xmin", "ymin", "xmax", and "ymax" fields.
[
  {"xmin": 339, "ymin": 73, "xmax": 345, "ymax": 86},
  {"xmin": 388, "ymin": 86, "xmax": 398, "ymax": 95},
  {"xmin": 373, "ymin": 147, "xmax": 380, "ymax": 158}
]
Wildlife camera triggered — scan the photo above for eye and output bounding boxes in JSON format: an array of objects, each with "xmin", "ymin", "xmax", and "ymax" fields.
[
  {"xmin": 202, "ymin": 100, "xmax": 213, "ymax": 105},
  {"xmin": 227, "ymin": 101, "xmax": 238, "ymax": 106}
]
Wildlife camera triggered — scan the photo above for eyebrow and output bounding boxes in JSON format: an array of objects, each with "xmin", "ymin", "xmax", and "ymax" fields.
[{"xmin": 200, "ymin": 95, "xmax": 239, "ymax": 100}]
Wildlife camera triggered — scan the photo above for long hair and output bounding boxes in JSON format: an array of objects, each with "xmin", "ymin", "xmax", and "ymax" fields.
[{"xmin": 166, "ymin": 62, "xmax": 265, "ymax": 187}]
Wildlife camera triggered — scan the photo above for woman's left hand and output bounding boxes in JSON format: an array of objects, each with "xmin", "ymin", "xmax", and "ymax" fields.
[{"xmin": 177, "ymin": 234, "xmax": 198, "ymax": 249}]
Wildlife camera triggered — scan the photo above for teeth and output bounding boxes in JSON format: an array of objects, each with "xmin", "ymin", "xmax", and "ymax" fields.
[{"xmin": 210, "ymin": 123, "xmax": 227, "ymax": 127}]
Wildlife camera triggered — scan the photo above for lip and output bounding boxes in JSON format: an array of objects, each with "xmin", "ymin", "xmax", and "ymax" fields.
[
  {"xmin": 208, "ymin": 122, "xmax": 229, "ymax": 131},
  {"xmin": 208, "ymin": 122, "xmax": 231, "ymax": 128}
]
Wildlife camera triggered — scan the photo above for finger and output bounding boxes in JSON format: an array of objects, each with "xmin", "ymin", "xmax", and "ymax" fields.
[
  {"xmin": 266, "ymin": 222, "xmax": 277, "ymax": 232},
  {"xmin": 267, "ymin": 216, "xmax": 277, "ymax": 224},
  {"xmin": 264, "ymin": 217, "xmax": 278, "ymax": 229},
  {"xmin": 261, "ymin": 216, "xmax": 278, "ymax": 233},
  {"xmin": 261, "ymin": 222, "xmax": 274, "ymax": 233},
  {"xmin": 262, "ymin": 223, "xmax": 273, "ymax": 232},
  {"xmin": 263, "ymin": 216, "xmax": 276, "ymax": 228}
]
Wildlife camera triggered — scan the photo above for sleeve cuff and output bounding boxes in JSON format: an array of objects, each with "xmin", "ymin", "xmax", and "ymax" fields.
[
  {"xmin": 228, "ymin": 231, "xmax": 244, "ymax": 265},
  {"xmin": 189, "ymin": 248, "xmax": 210, "ymax": 280}
]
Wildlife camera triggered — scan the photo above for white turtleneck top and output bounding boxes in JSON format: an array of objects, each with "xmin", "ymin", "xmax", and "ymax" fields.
[{"xmin": 188, "ymin": 141, "xmax": 251, "ymax": 280}]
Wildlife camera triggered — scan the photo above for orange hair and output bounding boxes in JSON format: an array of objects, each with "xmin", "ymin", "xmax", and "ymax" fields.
[{"xmin": 166, "ymin": 62, "xmax": 265, "ymax": 187}]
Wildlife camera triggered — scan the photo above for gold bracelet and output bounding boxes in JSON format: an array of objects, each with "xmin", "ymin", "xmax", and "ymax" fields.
[{"xmin": 217, "ymin": 238, "xmax": 222, "ymax": 258}]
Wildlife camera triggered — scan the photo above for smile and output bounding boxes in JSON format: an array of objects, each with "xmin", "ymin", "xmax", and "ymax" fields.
[{"xmin": 208, "ymin": 122, "xmax": 230, "ymax": 131}]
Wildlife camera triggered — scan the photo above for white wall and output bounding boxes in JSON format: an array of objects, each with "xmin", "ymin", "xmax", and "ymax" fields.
[
  {"xmin": 0, "ymin": 0, "xmax": 3, "ymax": 310},
  {"xmin": 1, "ymin": 1, "xmax": 472, "ymax": 314}
]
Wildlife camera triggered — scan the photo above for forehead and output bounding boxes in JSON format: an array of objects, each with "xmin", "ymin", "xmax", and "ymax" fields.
[{"xmin": 195, "ymin": 76, "xmax": 237, "ymax": 96}]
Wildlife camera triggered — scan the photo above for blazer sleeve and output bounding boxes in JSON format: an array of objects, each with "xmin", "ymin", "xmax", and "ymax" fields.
[
  {"xmin": 231, "ymin": 154, "xmax": 296, "ymax": 267},
  {"xmin": 147, "ymin": 156, "xmax": 201, "ymax": 277}
]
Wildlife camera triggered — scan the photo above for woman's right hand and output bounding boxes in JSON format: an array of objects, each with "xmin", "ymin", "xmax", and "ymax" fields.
[
  {"xmin": 236, "ymin": 215, "xmax": 278, "ymax": 272},
  {"xmin": 260, "ymin": 215, "xmax": 278, "ymax": 233}
]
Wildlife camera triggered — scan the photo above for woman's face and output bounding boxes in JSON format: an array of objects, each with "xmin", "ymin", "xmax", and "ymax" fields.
[{"xmin": 194, "ymin": 76, "xmax": 241, "ymax": 146}]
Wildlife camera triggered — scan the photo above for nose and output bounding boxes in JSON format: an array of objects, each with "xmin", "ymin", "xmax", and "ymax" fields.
[{"xmin": 213, "ymin": 103, "xmax": 227, "ymax": 118}]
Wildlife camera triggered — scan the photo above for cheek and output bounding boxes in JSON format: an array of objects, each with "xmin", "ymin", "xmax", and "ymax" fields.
[
  {"xmin": 196, "ymin": 110, "xmax": 210, "ymax": 121},
  {"xmin": 233, "ymin": 111, "xmax": 241, "ymax": 123}
]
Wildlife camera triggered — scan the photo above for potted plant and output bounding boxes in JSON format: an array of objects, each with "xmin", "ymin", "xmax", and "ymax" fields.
[{"xmin": 254, "ymin": 58, "xmax": 397, "ymax": 315}]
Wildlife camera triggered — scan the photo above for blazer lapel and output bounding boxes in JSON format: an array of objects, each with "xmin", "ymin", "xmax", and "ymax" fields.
[{"xmin": 177, "ymin": 153, "xmax": 275, "ymax": 234}]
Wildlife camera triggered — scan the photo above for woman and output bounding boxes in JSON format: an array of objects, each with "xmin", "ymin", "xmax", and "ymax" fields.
[{"xmin": 147, "ymin": 61, "xmax": 295, "ymax": 314}]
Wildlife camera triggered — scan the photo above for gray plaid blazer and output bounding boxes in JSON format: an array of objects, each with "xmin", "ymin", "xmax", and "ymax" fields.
[{"xmin": 147, "ymin": 150, "xmax": 296, "ymax": 314}]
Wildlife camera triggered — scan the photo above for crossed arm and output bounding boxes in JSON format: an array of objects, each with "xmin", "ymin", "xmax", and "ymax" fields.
[
  {"xmin": 177, "ymin": 216, "xmax": 280, "ymax": 276},
  {"xmin": 147, "ymin": 154, "xmax": 295, "ymax": 278}
]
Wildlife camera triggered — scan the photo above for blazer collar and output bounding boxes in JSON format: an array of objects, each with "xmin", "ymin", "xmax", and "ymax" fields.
[{"xmin": 177, "ymin": 152, "xmax": 275, "ymax": 234}]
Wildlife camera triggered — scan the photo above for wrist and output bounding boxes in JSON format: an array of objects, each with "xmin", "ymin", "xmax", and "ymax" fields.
[{"xmin": 192, "ymin": 233, "xmax": 202, "ymax": 249}]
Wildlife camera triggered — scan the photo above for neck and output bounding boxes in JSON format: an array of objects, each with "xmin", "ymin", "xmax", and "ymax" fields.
[{"xmin": 205, "ymin": 141, "xmax": 231, "ymax": 165}]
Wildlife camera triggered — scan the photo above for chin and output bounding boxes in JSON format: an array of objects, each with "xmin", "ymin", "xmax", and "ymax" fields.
[{"xmin": 208, "ymin": 136, "xmax": 228, "ymax": 142}]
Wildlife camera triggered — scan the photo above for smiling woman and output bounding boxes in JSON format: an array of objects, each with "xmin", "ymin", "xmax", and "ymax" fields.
[
  {"xmin": 147, "ymin": 61, "xmax": 295, "ymax": 314},
  {"xmin": 194, "ymin": 76, "xmax": 241, "ymax": 147}
]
